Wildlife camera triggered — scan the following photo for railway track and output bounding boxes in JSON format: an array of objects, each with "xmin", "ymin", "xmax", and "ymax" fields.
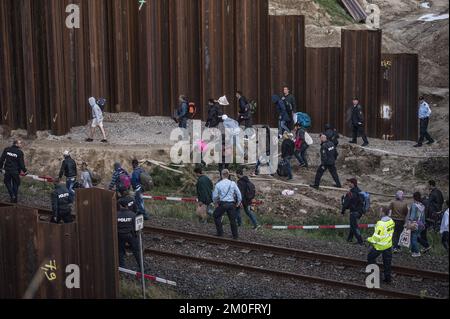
[{"xmin": 144, "ymin": 226, "xmax": 449, "ymax": 299}]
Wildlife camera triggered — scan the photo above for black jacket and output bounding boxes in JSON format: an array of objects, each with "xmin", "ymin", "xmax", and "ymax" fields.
[
  {"xmin": 237, "ymin": 176, "xmax": 252, "ymax": 206},
  {"xmin": 351, "ymin": 105, "xmax": 364, "ymax": 126},
  {"xmin": 59, "ymin": 157, "xmax": 77, "ymax": 179},
  {"xmin": 428, "ymin": 188, "xmax": 444, "ymax": 215},
  {"xmin": 51, "ymin": 184, "xmax": 72, "ymax": 216},
  {"xmin": 238, "ymin": 96, "xmax": 250, "ymax": 117},
  {"xmin": 281, "ymin": 139, "xmax": 295, "ymax": 158},
  {"xmin": 283, "ymin": 94, "xmax": 297, "ymax": 115},
  {"xmin": 342, "ymin": 186, "xmax": 363, "ymax": 214},
  {"xmin": 0, "ymin": 145, "xmax": 27, "ymax": 175},
  {"xmin": 206, "ymin": 103, "xmax": 223, "ymax": 128},
  {"xmin": 320, "ymin": 141, "xmax": 337, "ymax": 166},
  {"xmin": 117, "ymin": 208, "xmax": 136, "ymax": 235}
]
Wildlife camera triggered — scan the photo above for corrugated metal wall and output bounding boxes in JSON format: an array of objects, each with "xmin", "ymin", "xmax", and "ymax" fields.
[
  {"xmin": 0, "ymin": 1, "xmax": 418, "ymax": 140},
  {"xmin": 305, "ymin": 47, "xmax": 341, "ymax": 133},
  {"xmin": 380, "ymin": 54, "xmax": 419, "ymax": 141},
  {"xmin": 341, "ymin": 29, "xmax": 382, "ymax": 138},
  {"xmin": 0, "ymin": 188, "xmax": 118, "ymax": 299}
]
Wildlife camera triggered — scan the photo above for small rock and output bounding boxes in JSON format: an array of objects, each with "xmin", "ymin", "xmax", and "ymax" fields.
[
  {"xmin": 218, "ymin": 245, "xmax": 229, "ymax": 250},
  {"xmin": 197, "ymin": 243, "xmax": 207, "ymax": 247},
  {"xmin": 240, "ymin": 249, "xmax": 251, "ymax": 254},
  {"xmin": 300, "ymin": 209, "xmax": 308, "ymax": 214},
  {"xmin": 335, "ymin": 265, "xmax": 346, "ymax": 270},
  {"xmin": 314, "ymin": 261, "xmax": 322, "ymax": 266},
  {"xmin": 237, "ymin": 272, "xmax": 246, "ymax": 277},
  {"xmin": 263, "ymin": 254, "xmax": 274, "ymax": 258},
  {"xmin": 286, "ymin": 257, "xmax": 296, "ymax": 262},
  {"xmin": 412, "ymin": 277, "xmax": 423, "ymax": 282}
]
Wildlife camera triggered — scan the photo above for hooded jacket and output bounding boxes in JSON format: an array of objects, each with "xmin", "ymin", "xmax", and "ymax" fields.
[
  {"xmin": 89, "ymin": 97, "xmax": 104, "ymax": 122},
  {"xmin": 237, "ymin": 176, "xmax": 254, "ymax": 206},
  {"xmin": 342, "ymin": 186, "xmax": 363, "ymax": 214}
]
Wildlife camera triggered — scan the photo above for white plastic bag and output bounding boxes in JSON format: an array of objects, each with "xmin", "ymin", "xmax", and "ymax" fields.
[
  {"xmin": 398, "ymin": 228, "xmax": 411, "ymax": 248},
  {"xmin": 305, "ymin": 132, "xmax": 314, "ymax": 146}
]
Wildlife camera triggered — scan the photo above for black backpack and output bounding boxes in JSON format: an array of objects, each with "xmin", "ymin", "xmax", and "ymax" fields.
[
  {"xmin": 97, "ymin": 98, "xmax": 107, "ymax": 111},
  {"xmin": 245, "ymin": 180, "xmax": 256, "ymax": 201},
  {"xmin": 277, "ymin": 159, "xmax": 289, "ymax": 177}
]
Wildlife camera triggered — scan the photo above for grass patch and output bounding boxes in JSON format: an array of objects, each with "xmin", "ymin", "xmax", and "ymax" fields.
[
  {"xmin": 313, "ymin": 0, "xmax": 353, "ymax": 25},
  {"xmin": 119, "ymin": 277, "xmax": 180, "ymax": 299}
]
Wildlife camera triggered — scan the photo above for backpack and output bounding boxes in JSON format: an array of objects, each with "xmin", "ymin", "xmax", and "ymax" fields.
[
  {"xmin": 277, "ymin": 159, "xmax": 290, "ymax": 177},
  {"xmin": 284, "ymin": 100, "xmax": 293, "ymax": 117},
  {"xmin": 304, "ymin": 132, "xmax": 313, "ymax": 146},
  {"xmin": 359, "ymin": 191, "xmax": 371, "ymax": 214},
  {"xmin": 245, "ymin": 180, "xmax": 256, "ymax": 201},
  {"xmin": 296, "ymin": 112, "xmax": 312, "ymax": 129},
  {"xmin": 188, "ymin": 102, "xmax": 197, "ymax": 118},
  {"xmin": 118, "ymin": 172, "xmax": 131, "ymax": 192},
  {"xmin": 139, "ymin": 170, "xmax": 154, "ymax": 192},
  {"xmin": 247, "ymin": 100, "xmax": 257, "ymax": 114},
  {"xmin": 96, "ymin": 98, "xmax": 107, "ymax": 111}
]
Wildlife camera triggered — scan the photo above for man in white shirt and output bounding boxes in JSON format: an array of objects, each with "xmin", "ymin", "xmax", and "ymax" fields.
[
  {"xmin": 414, "ymin": 96, "xmax": 435, "ymax": 147},
  {"xmin": 86, "ymin": 97, "xmax": 108, "ymax": 143}
]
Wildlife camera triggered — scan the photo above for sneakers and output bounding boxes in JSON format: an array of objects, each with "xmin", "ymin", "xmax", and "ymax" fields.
[
  {"xmin": 427, "ymin": 140, "xmax": 435, "ymax": 145},
  {"xmin": 253, "ymin": 225, "xmax": 262, "ymax": 230},
  {"xmin": 413, "ymin": 144, "xmax": 423, "ymax": 148},
  {"xmin": 85, "ymin": 138, "xmax": 94, "ymax": 142},
  {"xmin": 310, "ymin": 185, "xmax": 320, "ymax": 190},
  {"xmin": 411, "ymin": 252, "xmax": 421, "ymax": 258},
  {"xmin": 349, "ymin": 140, "xmax": 357, "ymax": 144},
  {"xmin": 362, "ymin": 143, "xmax": 369, "ymax": 147},
  {"xmin": 421, "ymin": 247, "xmax": 432, "ymax": 254},
  {"xmin": 101, "ymin": 139, "xmax": 108, "ymax": 143}
]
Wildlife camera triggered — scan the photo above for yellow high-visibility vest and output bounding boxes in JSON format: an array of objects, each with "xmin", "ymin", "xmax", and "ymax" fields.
[{"xmin": 368, "ymin": 218, "xmax": 395, "ymax": 251}]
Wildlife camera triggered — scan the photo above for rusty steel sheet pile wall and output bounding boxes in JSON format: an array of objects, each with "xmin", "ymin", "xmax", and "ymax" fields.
[
  {"xmin": 380, "ymin": 54, "xmax": 419, "ymax": 141},
  {"xmin": 0, "ymin": 1, "xmax": 418, "ymax": 140},
  {"xmin": 305, "ymin": 47, "xmax": 341, "ymax": 133},
  {"xmin": 0, "ymin": 188, "xmax": 119, "ymax": 299},
  {"xmin": 341, "ymin": 29, "xmax": 382, "ymax": 138},
  {"xmin": 269, "ymin": 15, "xmax": 306, "ymax": 127}
]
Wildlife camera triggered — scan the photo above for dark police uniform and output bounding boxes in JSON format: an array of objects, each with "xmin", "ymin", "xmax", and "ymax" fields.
[
  {"xmin": 118, "ymin": 194, "xmax": 138, "ymax": 214},
  {"xmin": 0, "ymin": 144, "xmax": 28, "ymax": 202},
  {"xmin": 350, "ymin": 104, "xmax": 369, "ymax": 145},
  {"xmin": 51, "ymin": 184, "xmax": 73, "ymax": 224},
  {"xmin": 117, "ymin": 207, "xmax": 141, "ymax": 268},
  {"xmin": 313, "ymin": 140, "xmax": 342, "ymax": 188}
]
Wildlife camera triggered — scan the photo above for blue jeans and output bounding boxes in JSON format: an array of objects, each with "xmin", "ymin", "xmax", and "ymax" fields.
[
  {"xmin": 278, "ymin": 120, "xmax": 290, "ymax": 137},
  {"xmin": 294, "ymin": 144, "xmax": 309, "ymax": 167},
  {"xmin": 411, "ymin": 229, "xmax": 429, "ymax": 253},
  {"xmin": 66, "ymin": 177, "xmax": 76, "ymax": 203},
  {"xmin": 135, "ymin": 190, "xmax": 150, "ymax": 220},
  {"xmin": 236, "ymin": 205, "xmax": 259, "ymax": 228}
]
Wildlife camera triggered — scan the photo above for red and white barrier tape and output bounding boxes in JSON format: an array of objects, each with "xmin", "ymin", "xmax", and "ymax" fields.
[
  {"xmin": 143, "ymin": 194, "xmax": 262, "ymax": 206},
  {"xmin": 265, "ymin": 224, "xmax": 376, "ymax": 230},
  {"xmin": 119, "ymin": 267, "xmax": 177, "ymax": 286},
  {"xmin": 21, "ymin": 173, "xmax": 54, "ymax": 183}
]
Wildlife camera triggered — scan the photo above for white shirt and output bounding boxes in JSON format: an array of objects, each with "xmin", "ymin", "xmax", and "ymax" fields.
[{"xmin": 441, "ymin": 209, "xmax": 449, "ymax": 234}]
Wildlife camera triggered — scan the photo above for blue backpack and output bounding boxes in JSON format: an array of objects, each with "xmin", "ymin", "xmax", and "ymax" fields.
[
  {"xmin": 359, "ymin": 192, "xmax": 371, "ymax": 214},
  {"xmin": 296, "ymin": 113, "xmax": 312, "ymax": 128}
]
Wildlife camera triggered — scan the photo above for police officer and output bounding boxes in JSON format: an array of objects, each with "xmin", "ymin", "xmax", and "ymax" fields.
[
  {"xmin": 117, "ymin": 190, "xmax": 138, "ymax": 214},
  {"xmin": 310, "ymin": 134, "xmax": 342, "ymax": 189},
  {"xmin": 58, "ymin": 150, "xmax": 77, "ymax": 202},
  {"xmin": 0, "ymin": 140, "xmax": 28, "ymax": 203},
  {"xmin": 368, "ymin": 207, "xmax": 395, "ymax": 284},
  {"xmin": 349, "ymin": 98, "xmax": 369, "ymax": 147},
  {"xmin": 324, "ymin": 124, "xmax": 340, "ymax": 148},
  {"xmin": 51, "ymin": 181, "xmax": 73, "ymax": 224},
  {"xmin": 117, "ymin": 200, "xmax": 140, "ymax": 269}
]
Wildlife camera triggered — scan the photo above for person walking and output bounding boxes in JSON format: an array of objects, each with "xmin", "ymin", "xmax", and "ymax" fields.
[
  {"xmin": 195, "ymin": 167, "xmax": 214, "ymax": 224},
  {"xmin": 58, "ymin": 151, "xmax": 77, "ymax": 202},
  {"xmin": 310, "ymin": 134, "xmax": 341, "ymax": 189},
  {"xmin": 367, "ymin": 207, "xmax": 395, "ymax": 284},
  {"xmin": 254, "ymin": 126, "xmax": 275, "ymax": 176},
  {"xmin": 50, "ymin": 181, "xmax": 73, "ymax": 224},
  {"xmin": 341, "ymin": 178, "xmax": 364, "ymax": 246},
  {"xmin": 427, "ymin": 180, "xmax": 444, "ymax": 227},
  {"xmin": 272, "ymin": 95, "xmax": 290, "ymax": 139},
  {"xmin": 408, "ymin": 192, "xmax": 430, "ymax": 257},
  {"xmin": 0, "ymin": 139, "xmax": 28, "ymax": 203},
  {"xmin": 205, "ymin": 99, "xmax": 222, "ymax": 128},
  {"xmin": 131, "ymin": 159, "xmax": 150, "ymax": 221},
  {"xmin": 222, "ymin": 115, "xmax": 244, "ymax": 157},
  {"xmin": 236, "ymin": 91, "xmax": 252, "ymax": 129},
  {"xmin": 414, "ymin": 96, "xmax": 435, "ymax": 147},
  {"xmin": 281, "ymin": 132, "xmax": 295, "ymax": 181},
  {"xmin": 281, "ymin": 86, "xmax": 297, "ymax": 129},
  {"xmin": 176, "ymin": 95, "xmax": 189, "ymax": 129},
  {"xmin": 349, "ymin": 98, "xmax": 369, "ymax": 147},
  {"xmin": 117, "ymin": 200, "xmax": 141, "ymax": 269},
  {"xmin": 108, "ymin": 162, "xmax": 131, "ymax": 195},
  {"xmin": 236, "ymin": 168, "xmax": 260, "ymax": 230},
  {"xmin": 324, "ymin": 124, "xmax": 340, "ymax": 148},
  {"xmin": 212, "ymin": 169, "xmax": 242, "ymax": 240},
  {"xmin": 80, "ymin": 162, "xmax": 94, "ymax": 189},
  {"xmin": 86, "ymin": 97, "xmax": 107, "ymax": 143},
  {"xmin": 294, "ymin": 123, "xmax": 309, "ymax": 168},
  {"xmin": 389, "ymin": 191, "xmax": 409, "ymax": 253}
]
